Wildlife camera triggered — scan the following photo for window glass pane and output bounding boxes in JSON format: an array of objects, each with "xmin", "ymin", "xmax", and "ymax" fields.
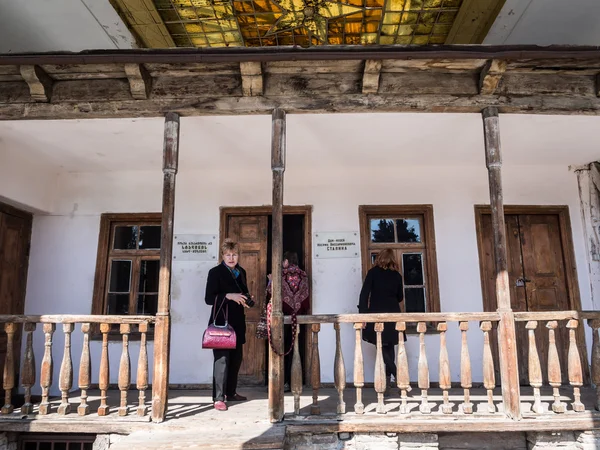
[
  {"xmin": 54, "ymin": 443, "xmax": 67, "ymax": 450},
  {"xmin": 138, "ymin": 260, "xmax": 159, "ymax": 293},
  {"xmin": 114, "ymin": 226, "xmax": 138, "ymax": 250},
  {"xmin": 403, "ymin": 253, "xmax": 424, "ymax": 285},
  {"xmin": 137, "ymin": 294, "xmax": 158, "ymax": 315},
  {"xmin": 109, "ymin": 260, "xmax": 132, "ymax": 293},
  {"xmin": 396, "ymin": 218, "xmax": 421, "ymax": 243},
  {"xmin": 139, "ymin": 226, "xmax": 161, "ymax": 250},
  {"xmin": 370, "ymin": 219, "xmax": 395, "ymax": 243},
  {"xmin": 39, "ymin": 443, "xmax": 51, "ymax": 450},
  {"xmin": 68, "ymin": 444, "xmax": 83, "ymax": 450},
  {"xmin": 83, "ymin": 444, "xmax": 93, "ymax": 450},
  {"xmin": 108, "ymin": 293, "xmax": 130, "ymax": 314},
  {"xmin": 371, "ymin": 252, "xmax": 378, "ymax": 266},
  {"xmin": 24, "ymin": 443, "xmax": 37, "ymax": 450},
  {"xmin": 405, "ymin": 288, "xmax": 426, "ymax": 312}
]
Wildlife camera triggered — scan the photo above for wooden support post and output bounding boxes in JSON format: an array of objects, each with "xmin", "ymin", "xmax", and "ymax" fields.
[
  {"xmin": 19, "ymin": 65, "xmax": 53, "ymax": 102},
  {"xmin": 240, "ymin": 62, "xmax": 263, "ymax": 96},
  {"xmin": 567, "ymin": 319, "xmax": 585, "ymax": 412},
  {"xmin": 21, "ymin": 323, "xmax": 36, "ymax": 415},
  {"xmin": 310, "ymin": 324, "xmax": 321, "ymax": 415},
  {"xmin": 78, "ymin": 323, "xmax": 91, "ymax": 416},
  {"xmin": 39, "ymin": 323, "xmax": 55, "ymax": 415},
  {"xmin": 479, "ymin": 59, "xmax": 507, "ymax": 95},
  {"xmin": 137, "ymin": 322, "xmax": 150, "ymax": 416},
  {"xmin": 58, "ymin": 323, "xmax": 74, "ymax": 415},
  {"xmin": 374, "ymin": 322, "xmax": 386, "ymax": 414},
  {"xmin": 438, "ymin": 322, "xmax": 452, "ymax": 414},
  {"xmin": 98, "ymin": 323, "xmax": 111, "ymax": 416},
  {"xmin": 417, "ymin": 322, "xmax": 430, "ymax": 414},
  {"xmin": 1, "ymin": 323, "xmax": 16, "ymax": 414},
  {"xmin": 353, "ymin": 323, "xmax": 365, "ymax": 415},
  {"xmin": 482, "ymin": 107, "xmax": 521, "ymax": 420},
  {"xmin": 333, "ymin": 323, "xmax": 346, "ymax": 414},
  {"xmin": 396, "ymin": 322, "xmax": 410, "ymax": 414},
  {"xmin": 152, "ymin": 112, "xmax": 180, "ymax": 423},
  {"xmin": 269, "ymin": 108, "xmax": 286, "ymax": 423},
  {"xmin": 291, "ymin": 324, "xmax": 302, "ymax": 415},
  {"xmin": 124, "ymin": 63, "xmax": 152, "ymax": 100},
  {"xmin": 526, "ymin": 321, "xmax": 543, "ymax": 414},
  {"xmin": 362, "ymin": 60, "xmax": 382, "ymax": 94}
]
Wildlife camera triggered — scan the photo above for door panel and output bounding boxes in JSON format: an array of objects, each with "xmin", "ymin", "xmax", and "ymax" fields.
[
  {"xmin": 0, "ymin": 207, "xmax": 32, "ymax": 397},
  {"xmin": 227, "ymin": 215, "xmax": 268, "ymax": 385}
]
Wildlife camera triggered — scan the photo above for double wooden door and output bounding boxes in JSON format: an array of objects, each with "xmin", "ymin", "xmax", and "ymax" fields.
[
  {"xmin": 478, "ymin": 210, "xmax": 584, "ymax": 384},
  {"xmin": 226, "ymin": 215, "xmax": 268, "ymax": 385},
  {"xmin": 0, "ymin": 205, "xmax": 32, "ymax": 392}
]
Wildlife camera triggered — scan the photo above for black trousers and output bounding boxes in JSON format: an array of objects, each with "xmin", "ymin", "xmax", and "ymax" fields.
[
  {"xmin": 212, "ymin": 340, "xmax": 244, "ymax": 402},
  {"xmin": 382, "ymin": 344, "xmax": 397, "ymax": 378}
]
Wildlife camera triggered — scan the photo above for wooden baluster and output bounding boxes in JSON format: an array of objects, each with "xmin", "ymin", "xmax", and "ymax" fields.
[
  {"xmin": 547, "ymin": 321, "xmax": 566, "ymax": 413},
  {"xmin": 1, "ymin": 323, "xmax": 17, "ymax": 414},
  {"xmin": 98, "ymin": 323, "xmax": 111, "ymax": 416},
  {"xmin": 334, "ymin": 323, "xmax": 346, "ymax": 414},
  {"xmin": 137, "ymin": 322, "xmax": 149, "ymax": 416},
  {"xmin": 39, "ymin": 323, "xmax": 55, "ymax": 415},
  {"xmin": 58, "ymin": 323, "xmax": 74, "ymax": 415},
  {"xmin": 374, "ymin": 322, "xmax": 386, "ymax": 414},
  {"xmin": 310, "ymin": 324, "xmax": 321, "ymax": 415},
  {"xmin": 119, "ymin": 324, "xmax": 131, "ymax": 416},
  {"xmin": 396, "ymin": 322, "xmax": 410, "ymax": 414},
  {"xmin": 417, "ymin": 322, "xmax": 430, "ymax": 414},
  {"xmin": 589, "ymin": 319, "xmax": 600, "ymax": 411},
  {"xmin": 291, "ymin": 324, "xmax": 302, "ymax": 415},
  {"xmin": 78, "ymin": 323, "xmax": 91, "ymax": 416},
  {"xmin": 567, "ymin": 319, "xmax": 584, "ymax": 412},
  {"xmin": 526, "ymin": 321, "xmax": 543, "ymax": 414},
  {"xmin": 21, "ymin": 323, "xmax": 36, "ymax": 415},
  {"xmin": 459, "ymin": 322, "xmax": 473, "ymax": 414},
  {"xmin": 353, "ymin": 323, "xmax": 365, "ymax": 415},
  {"xmin": 438, "ymin": 322, "xmax": 452, "ymax": 414},
  {"xmin": 481, "ymin": 321, "xmax": 496, "ymax": 413}
]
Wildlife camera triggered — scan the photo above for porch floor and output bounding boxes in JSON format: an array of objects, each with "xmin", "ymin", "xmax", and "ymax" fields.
[{"xmin": 0, "ymin": 387, "xmax": 598, "ymax": 448}]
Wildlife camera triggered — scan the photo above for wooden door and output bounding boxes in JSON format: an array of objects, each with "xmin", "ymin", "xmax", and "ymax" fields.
[
  {"xmin": 0, "ymin": 205, "xmax": 32, "ymax": 395},
  {"xmin": 226, "ymin": 215, "xmax": 268, "ymax": 385},
  {"xmin": 479, "ymin": 212, "xmax": 578, "ymax": 384}
]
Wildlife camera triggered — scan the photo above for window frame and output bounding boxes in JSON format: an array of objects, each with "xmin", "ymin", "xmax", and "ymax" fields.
[
  {"xmin": 92, "ymin": 213, "xmax": 162, "ymax": 338},
  {"xmin": 359, "ymin": 205, "xmax": 440, "ymax": 314}
]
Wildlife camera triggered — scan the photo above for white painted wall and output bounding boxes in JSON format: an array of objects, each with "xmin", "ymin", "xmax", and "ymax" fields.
[
  {"xmin": 485, "ymin": 0, "xmax": 600, "ymax": 45},
  {"xmin": 0, "ymin": 0, "xmax": 135, "ymax": 53},
  {"xmin": 2, "ymin": 113, "xmax": 598, "ymax": 395}
]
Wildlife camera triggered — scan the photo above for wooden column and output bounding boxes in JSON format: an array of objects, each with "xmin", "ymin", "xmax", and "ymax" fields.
[
  {"xmin": 269, "ymin": 108, "xmax": 286, "ymax": 423},
  {"xmin": 152, "ymin": 112, "xmax": 180, "ymax": 423},
  {"xmin": 482, "ymin": 107, "xmax": 521, "ymax": 420}
]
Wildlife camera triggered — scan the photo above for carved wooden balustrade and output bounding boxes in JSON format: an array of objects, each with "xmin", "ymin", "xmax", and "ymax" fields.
[
  {"xmin": 286, "ymin": 311, "xmax": 600, "ymax": 419},
  {"xmin": 0, "ymin": 315, "xmax": 153, "ymax": 418}
]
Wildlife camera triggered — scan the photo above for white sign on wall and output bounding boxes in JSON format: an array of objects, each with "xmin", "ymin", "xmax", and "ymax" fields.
[
  {"xmin": 173, "ymin": 234, "xmax": 217, "ymax": 261},
  {"xmin": 314, "ymin": 232, "xmax": 360, "ymax": 259}
]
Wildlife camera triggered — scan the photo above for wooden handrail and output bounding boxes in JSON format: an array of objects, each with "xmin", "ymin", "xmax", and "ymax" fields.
[
  {"xmin": 0, "ymin": 315, "xmax": 156, "ymax": 324},
  {"xmin": 515, "ymin": 311, "xmax": 600, "ymax": 321},
  {"xmin": 285, "ymin": 312, "xmax": 500, "ymax": 324}
]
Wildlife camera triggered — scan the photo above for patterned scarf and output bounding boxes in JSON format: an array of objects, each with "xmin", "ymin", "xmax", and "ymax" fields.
[{"xmin": 223, "ymin": 261, "xmax": 240, "ymax": 279}]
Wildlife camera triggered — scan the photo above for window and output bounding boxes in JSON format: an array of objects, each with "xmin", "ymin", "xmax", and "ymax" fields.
[
  {"xmin": 359, "ymin": 205, "xmax": 440, "ymax": 313},
  {"xmin": 92, "ymin": 213, "xmax": 161, "ymax": 319},
  {"xmin": 20, "ymin": 434, "xmax": 95, "ymax": 450}
]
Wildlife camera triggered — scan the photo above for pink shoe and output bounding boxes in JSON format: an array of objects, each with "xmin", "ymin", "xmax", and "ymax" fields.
[{"xmin": 214, "ymin": 401, "xmax": 227, "ymax": 411}]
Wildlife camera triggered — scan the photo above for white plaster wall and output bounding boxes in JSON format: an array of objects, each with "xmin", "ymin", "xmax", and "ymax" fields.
[{"xmin": 12, "ymin": 113, "xmax": 597, "ymax": 395}]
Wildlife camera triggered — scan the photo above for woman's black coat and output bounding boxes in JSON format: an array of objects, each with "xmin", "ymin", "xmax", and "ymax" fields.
[
  {"xmin": 205, "ymin": 263, "xmax": 248, "ymax": 345},
  {"xmin": 358, "ymin": 266, "xmax": 404, "ymax": 346}
]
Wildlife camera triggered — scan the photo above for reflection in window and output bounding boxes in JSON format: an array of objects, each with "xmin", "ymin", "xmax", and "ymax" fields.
[
  {"xmin": 405, "ymin": 288, "xmax": 426, "ymax": 312},
  {"xmin": 114, "ymin": 226, "xmax": 138, "ymax": 250},
  {"xmin": 139, "ymin": 226, "xmax": 161, "ymax": 249},
  {"xmin": 109, "ymin": 260, "xmax": 131, "ymax": 293},
  {"xmin": 403, "ymin": 253, "xmax": 424, "ymax": 285},
  {"xmin": 396, "ymin": 218, "xmax": 421, "ymax": 243},
  {"xmin": 370, "ymin": 219, "xmax": 395, "ymax": 243}
]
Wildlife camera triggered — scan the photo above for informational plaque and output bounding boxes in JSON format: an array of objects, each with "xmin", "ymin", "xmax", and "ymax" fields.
[
  {"xmin": 313, "ymin": 232, "xmax": 360, "ymax": 259},
  {"xmin": 173, "ymin": 234, "xmax": 217, "ymax": 261}
]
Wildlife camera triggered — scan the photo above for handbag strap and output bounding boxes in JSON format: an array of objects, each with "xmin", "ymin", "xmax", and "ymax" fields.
[
  {"xmin": 212, "ymin": 295, "xmax": 228, "ymax": 326},
  {"xmin": 266, "ymin": 302, "xmax": 296, "ymax": 357}
]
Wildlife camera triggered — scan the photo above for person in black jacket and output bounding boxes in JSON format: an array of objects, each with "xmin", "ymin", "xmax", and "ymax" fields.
[
  {"xmin": 205, "ymin": 238, "xmax": 251, "ymax": 411},
  {"xmin": 358, "ymin": 248, "xmax": 404, "ymax": 388}
]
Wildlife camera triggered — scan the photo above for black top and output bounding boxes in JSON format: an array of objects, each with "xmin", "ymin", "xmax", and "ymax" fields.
[
  {"xmin": 358, "ymin": 266, "xmax": 404, "ymax": 345},
  {"xmin": 205, "ymin": 263, "xmax": 248, "ymax": 345}
]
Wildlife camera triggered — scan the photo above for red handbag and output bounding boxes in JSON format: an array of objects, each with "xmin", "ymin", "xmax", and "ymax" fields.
[{"xmin": 202, "ymin": 299, "xmax": 237, "ymax": 350}]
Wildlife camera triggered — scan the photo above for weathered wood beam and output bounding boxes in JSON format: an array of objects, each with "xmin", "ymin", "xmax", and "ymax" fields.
[
  {"xmin": 596, "ymin": 74, "xmax": 600, "ymax": 97},
  {"xmin": 19, "ymin": 65, "xmax": 53, "ymax": 102},
  {"xmin": 446, "ymin": 0, "xmax": 507, "ymax": 44},
  {"xmin": 268, "ymin": 108, "xmax": 285, "ymax": 423},
  {"xmin": 362, "ymin": 60, "xmax": 382, "ymax": 95},
  {"xmin": 240, "ymin": 62, "xmax": 263, "ymax": 97},
  {"xmin": 124, "ymin": 64, "xmax": 152, "ymax": 100},
  {"xmin": 480, "ymin": 59, "xmax": 507, "ymax": 95},
  {"xmin": 151, "ymin": 112, "xmax": 180, "ymax": 423},
  {"xmin": 482, "ymin": 107, "xmax": 521, "ymax": 420}
]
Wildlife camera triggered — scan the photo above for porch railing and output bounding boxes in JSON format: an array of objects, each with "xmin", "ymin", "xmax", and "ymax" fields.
[
  {"xmin": 285, "ymin": 311, "xmax": 600, "ymax": 419},
  {"xmin": 0, "ymin": 315, "xmax": 154, "ymax": 418}
]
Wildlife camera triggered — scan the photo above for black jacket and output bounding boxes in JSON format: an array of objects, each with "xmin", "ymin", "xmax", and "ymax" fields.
[
  {"xmin": 205, "ymin": 263, "xmax": 248, "ymax": 345},
  {"xmin": 358, "ymin": 266, "xmax": 404, "ymax": 345}
]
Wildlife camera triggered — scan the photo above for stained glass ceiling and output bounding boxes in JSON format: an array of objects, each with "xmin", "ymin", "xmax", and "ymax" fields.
[{"xmin": 114, "ymin": 0, "xmax": 466, "ymax": 48}]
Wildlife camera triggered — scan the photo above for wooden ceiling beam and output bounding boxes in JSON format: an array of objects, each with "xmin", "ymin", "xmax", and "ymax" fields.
[
  {"xmin": 19, "ymin": 65, "xmax": 53, "ymax": 103},
  {"xmin": 362, "ymin": 60, "xmax": 382, "ymax": 95},
  {"xmin": 239, "ymin": 62, "xmax": 263, "ymax": 96},
  {"xmin": 445, "ymin": 0, "xmax": 507, "ymax": 45},
  {"xmin": 124, "ymin": 63, "xmax": 152, "ymax": 99},
  {"xmin": 479, "ymin": 59, "xmax": 507, "ymax": 95}
]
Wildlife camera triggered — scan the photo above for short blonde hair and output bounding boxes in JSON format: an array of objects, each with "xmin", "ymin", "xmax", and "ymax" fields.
[
  {"xmin": 374, "ymin": 248, "xmax": 400, "ymax": 272},
  {"xmin": 221, "ymin": 238, "xmax": 239, "ymax": 256}
]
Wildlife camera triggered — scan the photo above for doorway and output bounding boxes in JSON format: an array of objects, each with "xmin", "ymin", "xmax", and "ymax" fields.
[
  {"xmin": 220, "ymin": 206, "xmax": 312, "ymax": 385},
  {"xmin": 475, "ymin": 206, "xmax": 587, "ymax": 384},
  {"xmin": 0, "ymin": 202, "xmax": 32, "ymax": 398}
]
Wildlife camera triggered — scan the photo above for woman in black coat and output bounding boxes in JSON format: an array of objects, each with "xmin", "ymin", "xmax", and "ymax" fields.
[
  {"xmin": 205, "ymin": 238, "xmax": 251, "ymax": 411},
  {"xmin": 358, "ymin": 248, "xmax": 404, "ymax": 381}
]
